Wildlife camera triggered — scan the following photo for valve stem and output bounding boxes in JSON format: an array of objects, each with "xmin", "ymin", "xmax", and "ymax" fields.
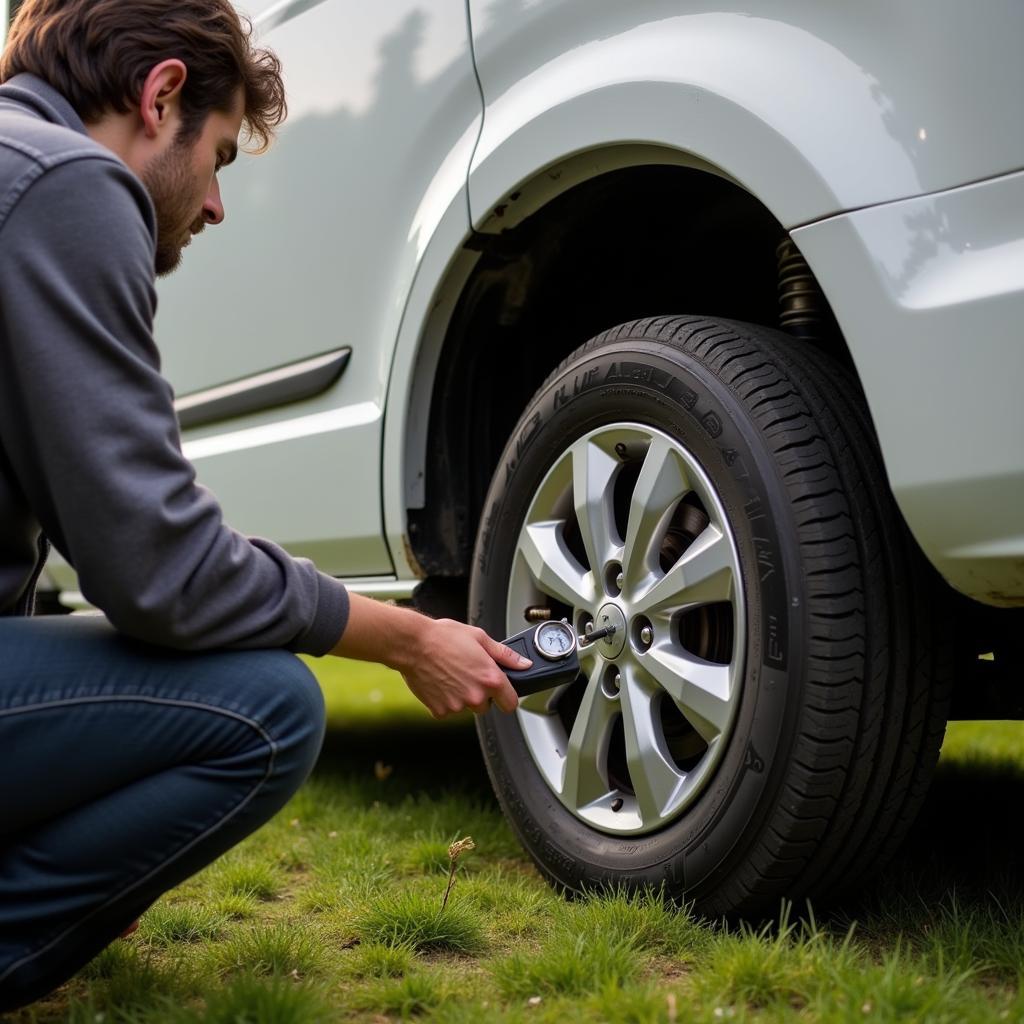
[
  {"xmin": 524, "ymin": 606, "xmax": 552, "ymax": 622},
  {"xmin": 579, "ymin": 625, "xmax": 616, "ymax": 646}
]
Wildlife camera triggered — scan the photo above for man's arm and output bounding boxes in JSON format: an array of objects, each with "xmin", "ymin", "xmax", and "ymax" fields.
[
  {"xmin": 0, "ymin": 155, "xmax": 345, "ymax": 654},
  {"xmin": 331, "ymin": 594, "xmax": 528, "ymax": 718},
  {"xmin": 0, "ymin": 153, "xmax": 528, "ymax": 718}
]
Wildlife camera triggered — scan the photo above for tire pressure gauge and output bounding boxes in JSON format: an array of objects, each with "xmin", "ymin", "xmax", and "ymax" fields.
[
  {"xmin": 533, "ymin": 620, "xmax": 577, "ymax": 660},
  {"xmin": 501, "ymin": 619, "xmax": 616, "ymax": 698}
]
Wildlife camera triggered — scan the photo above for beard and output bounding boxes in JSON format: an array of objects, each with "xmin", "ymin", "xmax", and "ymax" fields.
[{"xmin": 141, "ymin": 137, "xmax": 205, "ymax": 277}]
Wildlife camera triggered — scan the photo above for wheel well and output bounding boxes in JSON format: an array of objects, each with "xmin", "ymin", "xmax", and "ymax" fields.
[{"xmin": 407, "ymin": 163, "xmax": 849, "ymax": 616}]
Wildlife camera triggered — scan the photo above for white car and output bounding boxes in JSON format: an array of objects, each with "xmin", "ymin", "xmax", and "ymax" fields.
[{"xmin": 12, "ymin": 0, "xmax": 1024, "ymax": 917}]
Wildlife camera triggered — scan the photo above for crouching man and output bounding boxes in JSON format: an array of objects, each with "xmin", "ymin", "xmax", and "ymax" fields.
[{"xmin": 0, "ymin": 0, "xmax": 526, "ymax": 1009}]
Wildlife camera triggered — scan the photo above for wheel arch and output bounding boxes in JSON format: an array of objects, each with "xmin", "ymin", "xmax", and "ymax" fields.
[{"xmin": 383, "ymin": 149, "xmax": 857, "ymax": 612}]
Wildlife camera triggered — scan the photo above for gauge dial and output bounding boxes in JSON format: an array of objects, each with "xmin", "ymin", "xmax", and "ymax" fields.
[{"xmin": 533, "ymin": 620, "xmax": 577, "ymax": 661}]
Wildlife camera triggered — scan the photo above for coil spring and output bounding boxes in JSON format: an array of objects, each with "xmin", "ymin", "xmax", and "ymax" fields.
[{"xmin": 777, "ymin": 238, "xmax": 826, "ymax": 339}]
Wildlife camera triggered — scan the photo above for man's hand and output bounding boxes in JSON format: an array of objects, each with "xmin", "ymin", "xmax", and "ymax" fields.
[{"xmin": 329, "ymin": 594, "xmax": 530, "ymax": 718}]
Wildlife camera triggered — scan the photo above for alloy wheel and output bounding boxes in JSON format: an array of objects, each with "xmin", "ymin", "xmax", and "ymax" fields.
[{"xmin": 505, "ymin": 423, "xmax": 746, "ymax": 835}]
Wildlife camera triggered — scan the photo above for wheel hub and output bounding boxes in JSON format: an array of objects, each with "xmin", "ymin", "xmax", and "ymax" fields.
[{"xmin": 593, "ymin": 604, "xmax": 627, "ymax": 659}]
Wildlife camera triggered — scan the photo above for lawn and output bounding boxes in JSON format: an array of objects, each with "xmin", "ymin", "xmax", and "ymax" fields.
[{"xmin": 12, "ymin": 659, "xmax": 1024, "ymax": 1023}]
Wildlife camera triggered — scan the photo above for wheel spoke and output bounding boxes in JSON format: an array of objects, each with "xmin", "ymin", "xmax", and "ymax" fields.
[
  {"xmin": 620, "ymin": 666, "xmax": 685, "ymax": 825},
  {"xmin": 517, "ymin": 681, "xmax": 575, "ymax": 715},
  {"xmin": 571, "ymin": 437, "xmax": 621, "ymax": 575},
  {"xmin": 641, "ymin": 645, "xmax": 732, "ymax": 743},
  {"xmin": 561, "ymin": 664, "xmax": 618, "ymax": 810},
  {"xmin": 518, "ymin": 521, "xmax": 594, "ymax": 609},
  {"xmin": 632, "ymin": 524, "xmax": 734, "ymax": 616},
  {"xmin": 621, "ymin": 436, "xmax": 689, "ymax": 588}
]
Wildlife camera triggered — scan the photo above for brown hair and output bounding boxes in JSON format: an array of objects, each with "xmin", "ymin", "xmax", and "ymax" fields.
[{"xmin": 0, "ymin": 0, "xmax": 286, "ymax": 151}]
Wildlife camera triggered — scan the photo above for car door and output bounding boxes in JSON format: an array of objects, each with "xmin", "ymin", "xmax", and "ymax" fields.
[{"xmin": 151, "ymin": 0, "xmax": 482, "ymax": 576}]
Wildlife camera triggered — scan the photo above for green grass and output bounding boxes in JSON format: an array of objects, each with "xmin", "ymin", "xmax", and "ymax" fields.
[
  {"xmin": 15, "ymin": 659, "xmax": 1024, "ymax": 1022},
  {"xmin": 355, "ymin": 887, "xmax": 488, "ymax": 954}
]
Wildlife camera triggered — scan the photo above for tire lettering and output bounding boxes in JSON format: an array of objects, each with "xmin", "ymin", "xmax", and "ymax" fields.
[
  {"xmin": 516, "ymin": 411, "xmax": 542, "ymax": 457},
  {"xmin": 504, "ymin": 410, "xmax": 543, "ymax": 484},
  {"xmin": 744, "ymin": 743, "xmax": 765, "ymax": 774},
  {"xmin": 766, "ymin": 614, "xmax": 784, "ymax": 664},
  {"xmin": 668, "ymin": 378, "xmax": 698, "ymax": 410},
  {"xmin": 595, "ymin": 360, "xmax": 699, "ymax": 411},
  {"xmin": 754, "ymin": 536, "xmax": 777, "ymax": 582},
  {"xmin": 700, "ymin": 411, "xmax": 723, "ymax": 438},
  {"xmin": 554, "ymin": 367, "xmax": 601, "ymax": 410},
  {"xmin": 604, "ymin": 361, "xmax": 648, "ymax": 383}
]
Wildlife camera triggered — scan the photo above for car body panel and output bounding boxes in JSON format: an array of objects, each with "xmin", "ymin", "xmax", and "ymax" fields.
[
  {"xmin": 23, "ymin": 0, "xmax": 1024, "ymax": 607},
  {"xmin": 151, "ymin": 0, "xmax": 482, "ymax": 574},
  {"xmin": 467, "ymin": 0, "xmax": 1024, "ymax": 230},
  {"xmin": 793, "ymin": 169, "xmax": 1024, "ymax": 605}
]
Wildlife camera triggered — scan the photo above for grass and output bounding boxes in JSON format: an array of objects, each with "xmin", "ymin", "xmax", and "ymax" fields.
[{"xmin": 12, "ymin": 658, "xmax": 1024, "ymax": 1022}]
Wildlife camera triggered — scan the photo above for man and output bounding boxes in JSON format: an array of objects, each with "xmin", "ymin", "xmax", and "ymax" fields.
[{"xmin": 0, "ymin": 0, "xmax": 528, "ymax": 1010}]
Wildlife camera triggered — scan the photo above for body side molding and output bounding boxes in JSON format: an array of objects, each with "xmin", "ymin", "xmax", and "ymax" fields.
[{"xmin": 175, "ymin": 348, "xmax": 351, "ymax": 430}]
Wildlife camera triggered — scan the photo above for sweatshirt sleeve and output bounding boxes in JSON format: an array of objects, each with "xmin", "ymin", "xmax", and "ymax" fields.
[{"xmin": 0, "ymin": 155, "xmax": 349, "ymax": 654}]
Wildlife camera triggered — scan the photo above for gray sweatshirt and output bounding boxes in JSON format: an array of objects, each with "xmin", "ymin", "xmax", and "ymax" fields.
[{"xmin": 0, "ymin": 74, "xmax": 349, "ymax": 654}]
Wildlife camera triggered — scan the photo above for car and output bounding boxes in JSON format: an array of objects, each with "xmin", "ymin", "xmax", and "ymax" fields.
[{"xmin": 9, "ymin": 0, "xmax": 1024, "ymax": 917}]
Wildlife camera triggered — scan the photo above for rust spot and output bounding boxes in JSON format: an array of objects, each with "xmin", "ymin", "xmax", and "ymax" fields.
[{"xmin": 400, "ymin": 533, "xmax": 428, "ymax": 580}]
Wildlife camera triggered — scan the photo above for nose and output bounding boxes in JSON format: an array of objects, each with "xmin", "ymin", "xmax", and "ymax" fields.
[{"xmin": 203, "ymin": 175, "xmax": 225, "ymax": 226}]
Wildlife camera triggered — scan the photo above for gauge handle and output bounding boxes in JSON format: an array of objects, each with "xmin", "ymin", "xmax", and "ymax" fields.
[{"xmin": 501, "ymin": 624, "xmax": 581, "ymax": 698}]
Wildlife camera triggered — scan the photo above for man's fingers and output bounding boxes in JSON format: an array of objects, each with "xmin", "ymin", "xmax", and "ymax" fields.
[
  {"xmin": 481, "ymin": 633, "xmax": 532, "ymax": 670},
  {"xmin": 488, "ymin": 678, "xmax": 519, "ymax": 714}
]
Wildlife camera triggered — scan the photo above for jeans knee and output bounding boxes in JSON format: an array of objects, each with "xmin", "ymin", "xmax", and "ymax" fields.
[{"xmin": 246, "ymin": 652, "xmax": 325, "ymax": 786}]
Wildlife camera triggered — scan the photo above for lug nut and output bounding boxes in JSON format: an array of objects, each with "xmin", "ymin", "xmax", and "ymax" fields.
[
  {"xmin": 615, "ymin": 572, "xmax": 623, "ymax": 591},
  {"xmin": 640, "ymin": 625, "xmax": 653, "ymax": 645},
  {"xmin": 613, "ymin": 672, "xmax": 621, "ymax": 691}
]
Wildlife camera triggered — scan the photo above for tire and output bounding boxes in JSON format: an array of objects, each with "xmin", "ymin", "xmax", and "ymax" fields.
[{"xmin": 470, "ymin": 315, "xmax": 951, "ymax": 918}]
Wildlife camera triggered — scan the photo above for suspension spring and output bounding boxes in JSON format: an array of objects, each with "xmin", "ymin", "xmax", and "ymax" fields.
[{"xmin": 776, "ymin": 238, "xmax": 827, "ymax": 340}]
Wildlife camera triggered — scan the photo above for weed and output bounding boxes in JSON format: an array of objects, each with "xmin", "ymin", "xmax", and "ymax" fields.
[{"xmin": 441, "ymin": 836, "xmax": 476, "ymax": 912}]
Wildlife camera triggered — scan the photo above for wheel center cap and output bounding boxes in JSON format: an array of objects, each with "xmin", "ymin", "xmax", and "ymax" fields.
[{"xmin": 594, "ymin": 604, "xmax": 627, "ymax": 659}]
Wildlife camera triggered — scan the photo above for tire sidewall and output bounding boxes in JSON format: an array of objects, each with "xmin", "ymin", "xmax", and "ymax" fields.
[{"xmin": 471, "ymin": 334, "xmax": 807, "ymax": 904}]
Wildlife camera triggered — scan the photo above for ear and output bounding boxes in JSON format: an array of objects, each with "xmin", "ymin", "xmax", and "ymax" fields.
[{"xmin": 139, "ymin": 59, "xmax": 188, "ymax": 140}]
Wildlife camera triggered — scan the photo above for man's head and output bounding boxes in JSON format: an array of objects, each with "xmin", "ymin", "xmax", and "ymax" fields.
[{"xmin": 0, "ymin": 0, "xmax": 286, "ymax": 274}]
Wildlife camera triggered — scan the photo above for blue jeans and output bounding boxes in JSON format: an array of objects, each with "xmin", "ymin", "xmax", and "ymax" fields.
[{"xmin": 0, "ymin": 614, "xmax": 326, "ymax": 1012}]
